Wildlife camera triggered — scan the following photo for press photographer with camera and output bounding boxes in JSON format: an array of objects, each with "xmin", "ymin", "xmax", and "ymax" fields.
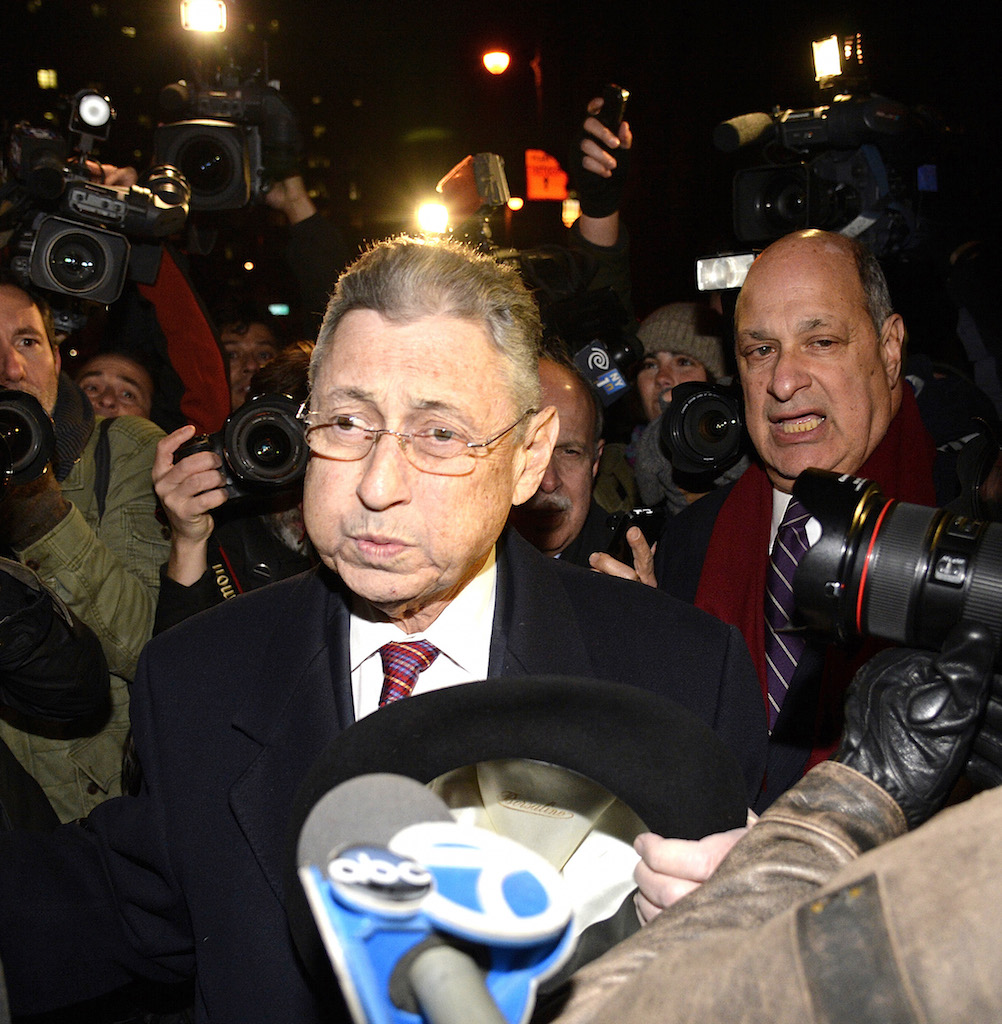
[
  {"xmin": 0, "ymin": 275, "xmax": 169, "ymax": 821},
  {"xmin": 151, "ymin": 341, "xmax": 314, "ymax": 635}
]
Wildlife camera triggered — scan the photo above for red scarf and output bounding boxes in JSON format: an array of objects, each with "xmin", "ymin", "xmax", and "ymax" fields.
[{"xmin": 695, "ymin": 385, "xmax": 937, "ymax": 767}]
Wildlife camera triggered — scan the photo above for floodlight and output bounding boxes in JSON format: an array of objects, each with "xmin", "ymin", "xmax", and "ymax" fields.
[
  {"xmin": 483, "ymin": 51, "xmax": 511, "ymax": 75},
  {"xmin": 695, "ymin": 252, "xmax": 757, "ymax": 292},
  {"xmin": 417, "ymin": 202, "xmax": 449, "ymax": 235},
  {"xmin": 181, "ymin": 0, "xmax": 227, "ymax": 33},
  {"xmin": 812, "ymin": 35, "xmax": 842, "ymax": 82}
]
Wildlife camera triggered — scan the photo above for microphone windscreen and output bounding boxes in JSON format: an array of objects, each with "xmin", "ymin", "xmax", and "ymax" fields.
[
  {"xmin": 713, "ymin": 112, "xmax": 774, "ymax": 152},
  {"xmin": 297, "ymin": 773, "xmax": 453, "ymax": 870}
]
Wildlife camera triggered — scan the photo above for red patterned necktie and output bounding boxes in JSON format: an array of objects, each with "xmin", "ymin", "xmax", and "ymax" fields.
[
  {"xmin": 378, "ymin": 640, "xmax": 440, "ymax": 706},
  {"xmin": 764, "ymin": 498, "xmax": 811, "ymax": 732}
]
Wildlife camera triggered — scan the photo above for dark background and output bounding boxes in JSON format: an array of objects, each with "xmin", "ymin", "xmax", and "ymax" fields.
[{"xmin": 3, "ymin": 0, "xmax": 999, "ymax": 342}]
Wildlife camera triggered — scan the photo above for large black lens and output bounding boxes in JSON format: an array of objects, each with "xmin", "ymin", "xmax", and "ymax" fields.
[
  {"xmin": 661, "ymin": 382, "xmax": 745, "ymax": 476},
  {"xmin": 224, "ymin": 393, "xmax": 307, "ymax": 489},
  {"xmin": 793, "ymin": 469, "xmax": 1002, "ymax": 649},
  {"xmin": 177, "ymin": 137, "xmax": 233, "ymax": 195},
  {"xmin": 757, "ymin": 172, "xmax": 808, "ymax": 234},
  {"xmin": 46, "ymin": 231, "xmax": 106, "ymax": 291},
  {"xmin": 0, "ymin": 389, "xmax": 56, "ymax": 486}
]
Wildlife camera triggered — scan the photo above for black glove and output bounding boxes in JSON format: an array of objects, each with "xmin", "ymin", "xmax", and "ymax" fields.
[
  {"xmin": 967, "ymin": 678, "xmax": 1002, "ymax": 790},
  {"xmin": 834, "ymin": 620, "xmax": 997, "ymax": 829},
  {"xmin": 569, "ymin": 133, "xmax": 631, "ymax": 220}
]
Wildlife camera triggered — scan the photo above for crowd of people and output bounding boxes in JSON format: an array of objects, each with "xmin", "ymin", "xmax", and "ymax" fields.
[{"xmin": 0, "ymin": 84, "xmax": 1000, "ymax": 1024}]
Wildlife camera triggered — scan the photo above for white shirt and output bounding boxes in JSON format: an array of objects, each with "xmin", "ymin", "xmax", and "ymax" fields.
[
  {"xmin": 770, "ymin": 489, "xmax": 822, "ymax": 553},
  {"xmin": 349, "ymin": 546, "xmax": 498, "ymax": 721}
]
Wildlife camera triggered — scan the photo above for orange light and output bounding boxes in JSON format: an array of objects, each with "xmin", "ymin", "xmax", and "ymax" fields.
[
  {"xmin": 507, "ymin": 197, "xmax": 524, "ymax": 211},
  {"xmin": 483, "ymin": 51, "xmax": 511, "ymax": 75}
]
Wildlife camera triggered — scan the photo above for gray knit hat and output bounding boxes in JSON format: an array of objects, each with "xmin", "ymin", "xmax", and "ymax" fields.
[{"xmin": 636, "ymin": 302, "xmax": 726, "ymax": 380}]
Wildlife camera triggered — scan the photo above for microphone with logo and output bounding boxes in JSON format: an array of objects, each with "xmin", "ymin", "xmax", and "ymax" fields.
[{"xmin": 296, "ymin": 773, "xmax": 576, "ymax": 1024}]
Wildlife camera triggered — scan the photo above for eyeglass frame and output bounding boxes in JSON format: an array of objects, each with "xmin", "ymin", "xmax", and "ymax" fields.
[{"xmin": 295, "ymin": 402, "xmax": 537, "ymax": 475}]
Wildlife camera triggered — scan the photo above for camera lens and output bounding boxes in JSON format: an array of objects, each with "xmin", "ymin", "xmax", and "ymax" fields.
[
  {"xmin": 0, "ymin": 389, "xmax": 56, "ymax": 485},
  {"xmin": 177, "ymin": 137, "xmax": 234, "ymax": 196},
  {"xmin": 757, "ymin": 172, "xmax": 808, "ymax": 234},
  {"xmin": 794, "ymin": 470, "xmax": 1002, "ymax": 649},
  {"xmin": 661, "ymin": 382, "xmax": 745, "ymax": 476},
  {"xmin": 224, "ymin": 393, "xmax": 308, "ymax": 489},
  {"xmin": 45, "ymin": 231, "xmax": 107, "ymax": 292}
]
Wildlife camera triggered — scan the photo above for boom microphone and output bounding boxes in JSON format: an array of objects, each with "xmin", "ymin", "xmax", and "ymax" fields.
[{"xmin": 297, "ymin": 773, "xmax": 576, "ymax": 1024}]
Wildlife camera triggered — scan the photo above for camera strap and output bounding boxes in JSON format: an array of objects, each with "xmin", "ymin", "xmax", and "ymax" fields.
[{"xmin": 92, "ymin": 418, "xmax": 113, "ymax": 522}]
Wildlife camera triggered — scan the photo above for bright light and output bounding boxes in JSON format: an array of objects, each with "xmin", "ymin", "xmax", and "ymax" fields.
[
  {"xmin": 695, "ymin": 252, "xmax": 756, "ymax": 292},
  {"xmin": 36, "ymin": 68, "xmax": 58, "ymax": 89},
  {"xmin": 268, "ymin": 303, "xmax": 290, "ymax": 317},
  {"xmin": 180, "ymin": 0, "xmax": 226, "ymax": 32},
  {"xmin": 507, "ymin": 196, "xmax": 524, "ymax": 211},
  {"xmin": 561, "ymin": 197, "xmax": 580, "ymax": 229},
  {"xmin": 243, "ymin": 261, "xmax": 255, "ymax": 271},
  {"xmin": 483, "ymin": 50, "xmax": 511, "ymax": 75},
  {"xmin": 812, "ymin": 35, "xmax": 842, "ymax": 81},
  {"xmin": 417, "ymin": 202, "xmax": 449, "ymax": 235}
]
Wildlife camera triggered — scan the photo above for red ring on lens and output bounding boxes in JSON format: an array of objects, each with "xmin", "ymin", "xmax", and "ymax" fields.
[{"xmin": 856, "ymin": 498, "xmax": 895, "ymax": 633}]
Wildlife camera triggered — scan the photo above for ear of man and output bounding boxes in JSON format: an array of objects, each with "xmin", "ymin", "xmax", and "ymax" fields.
[{"xmin": 511, "ymin": 405, "xmax": 559, "ymax": 506}]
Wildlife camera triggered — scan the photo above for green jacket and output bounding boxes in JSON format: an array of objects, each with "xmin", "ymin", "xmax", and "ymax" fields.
[{"xmin": 0, "ymin": 414, "xmax": 168, "ymax": 821}]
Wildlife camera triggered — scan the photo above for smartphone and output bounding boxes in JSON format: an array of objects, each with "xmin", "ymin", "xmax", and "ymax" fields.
[
  {"xmin": 605, "ymin": 506, "xmax": 664, "ymax": 567},
  {"xmin": 596, "ymin": 84, "xmax": 630, "ymax": 134}
]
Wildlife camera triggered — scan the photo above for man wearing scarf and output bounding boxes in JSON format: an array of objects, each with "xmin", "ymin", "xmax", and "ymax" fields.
[
  {"xmin": 0, "ymin": 279, "xmax": 169, "ymax": 821},
  {"xmin": 654, "ymin": 230, "xmax": 939, "ymax": 815}
]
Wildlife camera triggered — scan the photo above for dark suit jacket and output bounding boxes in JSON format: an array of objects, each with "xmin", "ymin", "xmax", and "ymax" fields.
[{"xmin": 0, "ymin": 530, "xmax": 765, "ymax": 1024}]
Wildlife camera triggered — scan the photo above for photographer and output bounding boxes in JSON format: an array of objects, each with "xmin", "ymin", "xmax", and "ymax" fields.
[
  {"xmin": 1, "ymin": 557, "xmax": 110, "ymax": 831},
  {"xmin": 152, "ymin": 342, "xmax": 315, "ymax": 635},
  {"xmin": 0, "ymin": 275, "xmax": 169, "ymax": 821}
]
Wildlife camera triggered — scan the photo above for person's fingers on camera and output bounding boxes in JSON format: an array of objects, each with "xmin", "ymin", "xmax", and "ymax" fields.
[
  {"xmin": 627, "ymin": 527, "xmax": 657, "ymax": 587},
  {"xmin": 633, "ymin": 881, "xmax": 697, "ymax": 925},
  {"xmin": 588, "ymin": 551, "xmax": 639, "ymax": 581},
  {"xmin": 153, "ymin": 425, "xmax": 198, "ymax": 484}
]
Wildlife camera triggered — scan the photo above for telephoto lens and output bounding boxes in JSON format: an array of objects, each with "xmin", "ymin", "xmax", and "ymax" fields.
[
  {"xmin": 0, "ymin": 388, "xmax": 56, "ymax": 491},
  {"xmin": 793, "ymin": 469, "xmax": 1002, "ymax": 650}
]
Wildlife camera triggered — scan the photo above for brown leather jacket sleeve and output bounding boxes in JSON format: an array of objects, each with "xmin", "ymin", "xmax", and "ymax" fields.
[{"xmin": 539, "ymin": 761, "xmax": 907, "ymax": 1024}]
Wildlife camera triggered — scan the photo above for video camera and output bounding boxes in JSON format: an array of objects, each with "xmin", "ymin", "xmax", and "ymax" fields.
[
  {"xmin": 712, "ymin": 28, "xmax": 945, "ymax": 263},
  {"xmin": 1, "ymin": 90, "xmax": 191, "ymax": 317},
  {"xmin": 154, "ymin": 65, "xmax": 302, "ymax": 212}
]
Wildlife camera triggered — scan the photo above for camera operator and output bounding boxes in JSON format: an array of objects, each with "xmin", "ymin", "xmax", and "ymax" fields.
[
  {"xmin": 1, "ymin": 557, "xmax": 110, "ymax": 831},
  {"xmin": 152, "ymin": 341, "xmax": 315, "ymax": 635},
  {"xmin": 0, "ymin": 274, "xmax": 169, "ymax": 821}
]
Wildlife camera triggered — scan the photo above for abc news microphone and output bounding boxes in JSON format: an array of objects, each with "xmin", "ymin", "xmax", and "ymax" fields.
[{"xmin": 297, "ymin": 773, "xmax": 576, "ymax": 1024}]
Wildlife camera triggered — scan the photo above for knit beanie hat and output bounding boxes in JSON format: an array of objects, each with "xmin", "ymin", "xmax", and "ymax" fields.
[{"xmin": 636, "ymin": 302, "xmax": 727, "ymax": 380}]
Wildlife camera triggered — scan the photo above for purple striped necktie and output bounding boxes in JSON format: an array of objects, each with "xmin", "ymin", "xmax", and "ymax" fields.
[
  {"xmin": 378, "ymin": 640, "xmax": 440, "ymax": 706},
  {"xmin": 764, "ymin": 498, "xmax": 811, "ymax": 732}
]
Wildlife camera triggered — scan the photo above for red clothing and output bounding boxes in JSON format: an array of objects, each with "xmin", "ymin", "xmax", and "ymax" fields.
[{"xmin": 694, "ymin": 385, "xmax": 937, "ymax": 770}]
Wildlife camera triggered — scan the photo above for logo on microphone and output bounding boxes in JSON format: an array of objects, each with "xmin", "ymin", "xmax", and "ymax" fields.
[
  {"xmin": 584, "ymin": 344, "xmax": 611, "ymax": 371},
  {"xmin": 327, "ymin": 845, "xmax": 433, "ymax": 914}
]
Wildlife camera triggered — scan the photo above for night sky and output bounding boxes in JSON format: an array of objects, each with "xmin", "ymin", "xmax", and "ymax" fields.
[{"xmin": 3, "ymin": 0, "xmax": 999, "ymax": 331}]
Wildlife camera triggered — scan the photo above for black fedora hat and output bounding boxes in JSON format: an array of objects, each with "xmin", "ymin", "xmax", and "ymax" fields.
[{"xmin": 285, "ymin": 675, "xmax": 748, "ymax": 1004}]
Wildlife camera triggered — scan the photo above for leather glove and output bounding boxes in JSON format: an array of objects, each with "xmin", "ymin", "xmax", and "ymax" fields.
[
  {"xmin": 967, "ymin": 677, "xmax": 1002, "ymax": 790},
  {"xmin": 834, "ymin": 620, "xmax": 997, "ymax": 829}
]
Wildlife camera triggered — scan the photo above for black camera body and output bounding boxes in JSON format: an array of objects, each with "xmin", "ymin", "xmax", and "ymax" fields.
[
  {"xmin": 793, "ymin": 469, "xmax": 1002, "ymax": 651},
  {"xmin": 173, "ymin": 393, "xmax": 308, "ymax": 501},
  {"xmin": 154, "ymin": 73, "xmax": 302, "ymax": 211},
  {"xmin": 716, "ymin": 93, "xmax": 930, "ymax": 259},
  {"xmin": 0, "ymin": 388, "xmax": 56, "ymax": 492},
  {"xmin": 660, "ymin": 380, "xmax": 747, "ymax": 476},
  {"xmin": 3, "ymin": 121, "xmax": 190, "ymax": 307}
]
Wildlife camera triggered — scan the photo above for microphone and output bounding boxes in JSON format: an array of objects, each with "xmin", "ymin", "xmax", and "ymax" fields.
[
  {"xmin": 712, "ymin": 112, "xmax": 775, "ymax": 153},
  {"xmin": 297, "ymin": 773, "xmax": 576, "ymax": 1024}
]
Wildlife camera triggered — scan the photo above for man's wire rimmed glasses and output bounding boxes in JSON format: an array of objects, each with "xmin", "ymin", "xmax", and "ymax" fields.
[{"xmin": 296, "ymin": 404, "xmax": 535, "ymax": 476}]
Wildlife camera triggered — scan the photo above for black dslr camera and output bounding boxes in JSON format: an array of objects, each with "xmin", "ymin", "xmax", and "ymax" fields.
[
  {"xmin": 0, "ymin": 388, "xmax": 56, "ymax": 493},
  {"xmin": 659, "ymin": 380, "xmax": 747, "ymax": 475},
  {"xmin": 154, "ymin": 66, "xmax": 302, "ymax": 212},
  {"xmin": 793, "ymin": 469, "xmax": 1002, "ymax": 651},
  {"xmin": 173, "ymin": 393, "xmax": 308, "ymax": 501}
]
